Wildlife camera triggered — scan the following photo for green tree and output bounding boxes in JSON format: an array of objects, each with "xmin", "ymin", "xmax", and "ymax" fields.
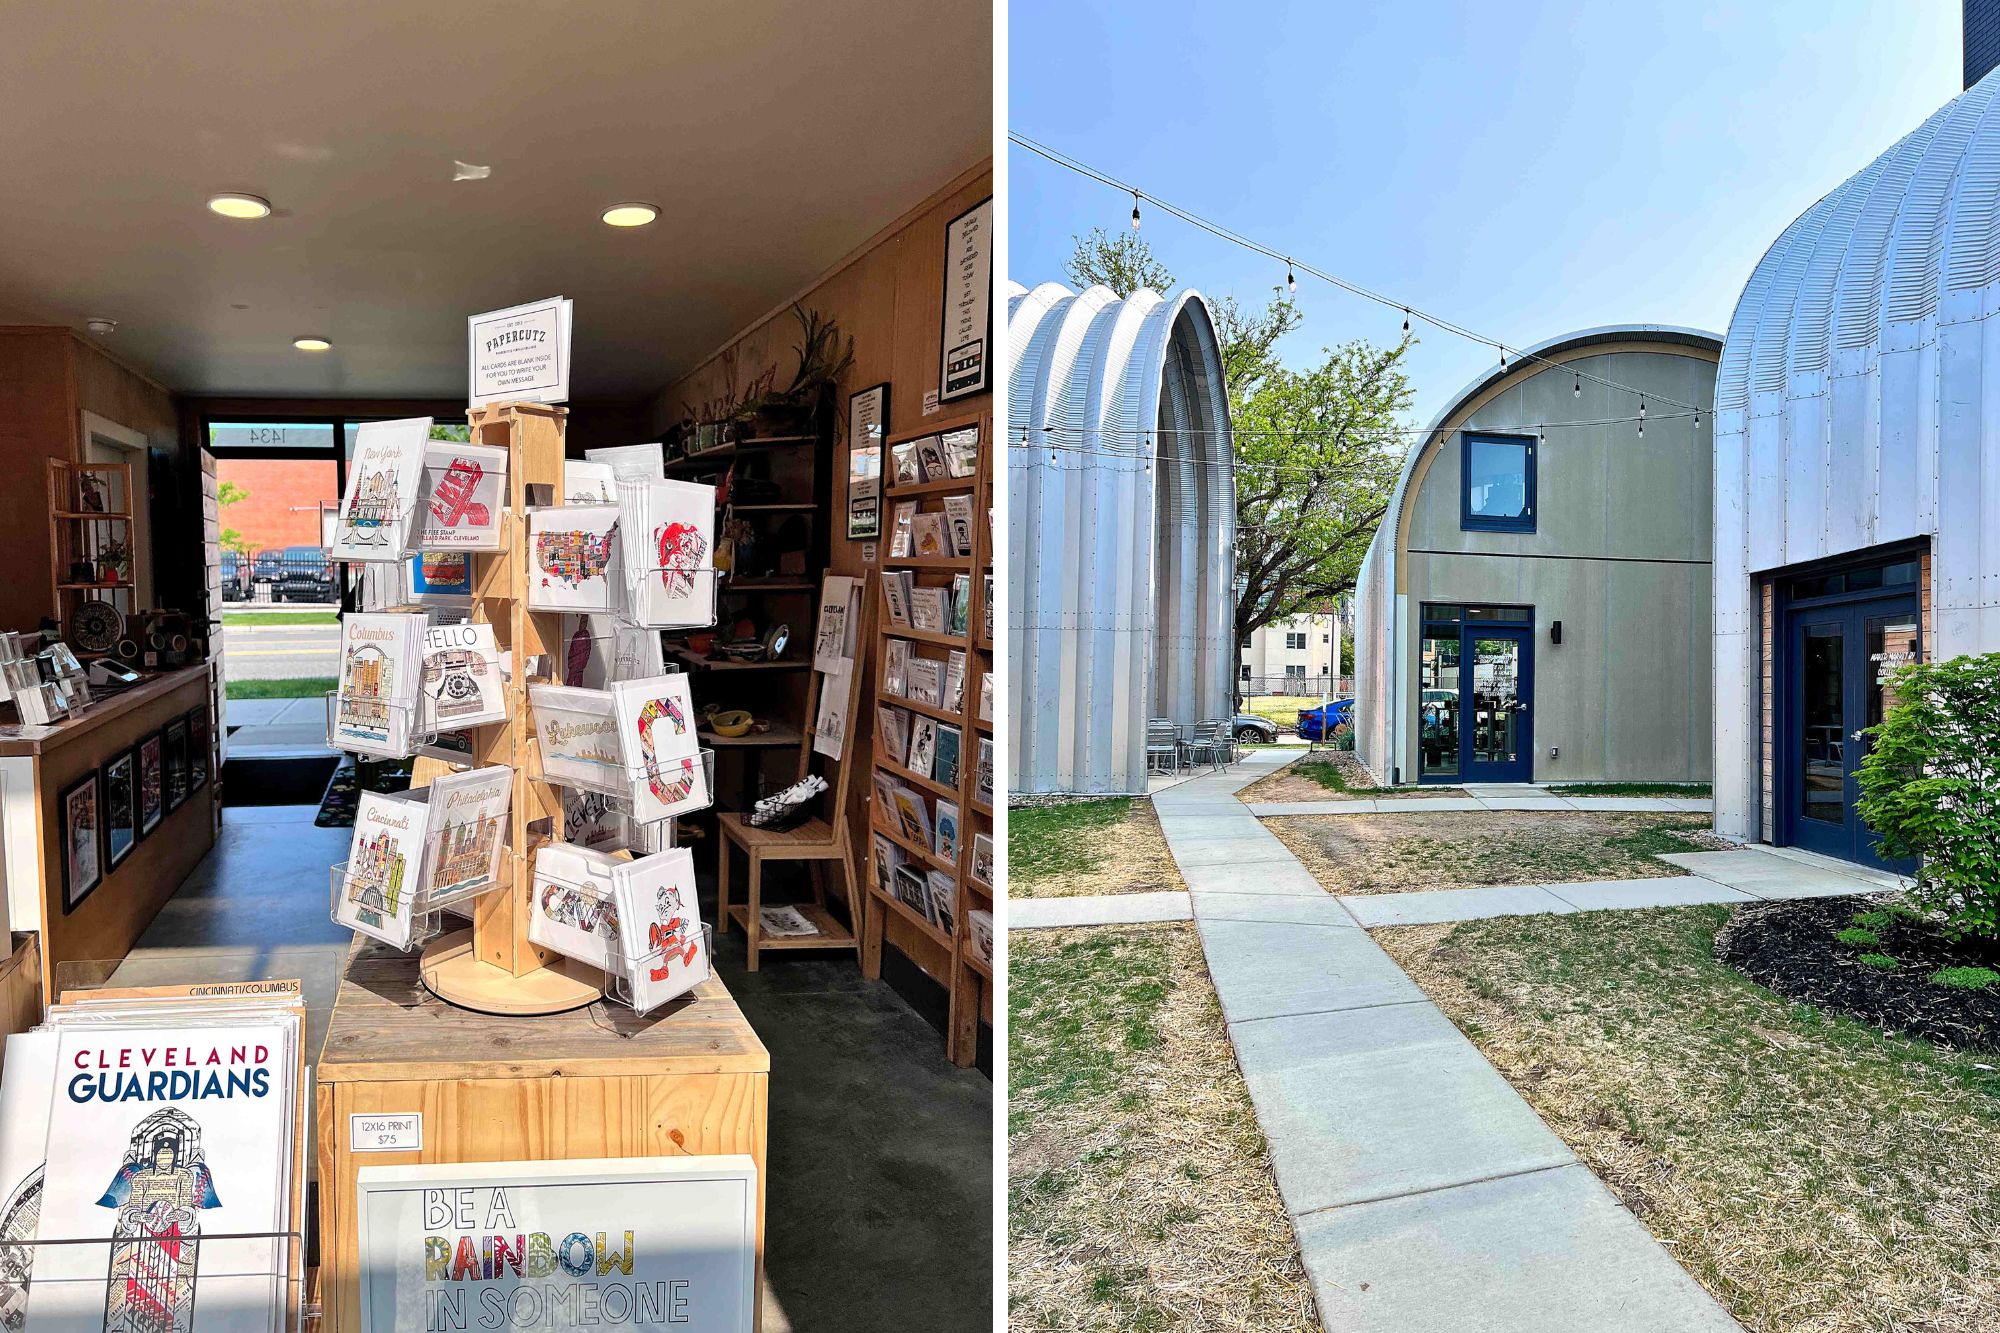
[
  {"xmin": 1232, "ymin": 336, "xmax": 1412, "ymax": 645},
  {"xmin": 428, "ymin": 422, "xmax": 471, "ymax": 442},
  {"xmin": 217, "ymin": 480, "xmax": 254, "ymax": 558},
  {"xmin": 1064, "ymin": 227, "xmax": 1173, "ymax": 297},
  {"xmin": 1857, "ymin": 652, "xmax": 2000, "ymax": 938},
  {"xmin": 1064, "ymin": 232, "xmax": 1406, "ymax": 646}
]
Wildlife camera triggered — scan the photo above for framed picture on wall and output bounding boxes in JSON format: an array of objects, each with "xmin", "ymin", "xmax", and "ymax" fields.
[
  {"xmin": 59, "ymin": 769, "xmax": 103, "ymax": 913},
  {"xmin": 938, "ymin": 196, "xmax": 993, "ymax": 403},
  {"xmin": 102, "ymin": 749, "xmax": 137, "ymax": 870},
  {"xmin": 163, "ymin": 718, "xmax": 190, "ymax": 812},
  {"xmin": 137, "ymin": 730, "xmax": 163, "ymax": 837},
  {"xmin": 846, "ymin": 382, "xmax": 888, "ymax": 540},
  {"xmin": 186, "ymin": 706, "xmax": 209, "ymax": 792}
]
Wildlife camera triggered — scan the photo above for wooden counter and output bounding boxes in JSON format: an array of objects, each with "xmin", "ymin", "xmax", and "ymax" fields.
[
  {"xmin": 0, "ymin": 663, "xmax": 215, "ymax": 999},
  {"xmin": 313, "ymin": 937, "xmax": 772, "ymax": 1332}
]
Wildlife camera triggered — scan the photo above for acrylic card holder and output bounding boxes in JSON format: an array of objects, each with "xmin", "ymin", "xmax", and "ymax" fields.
[
  {"xmin": 323, "ymin": 692, "xmax": 436, "ymax": 759},
  {"xmin": 523, "ymin": 504, "xmax": 624, "ymax": 613},
  {"xmin": 606, "ymin": 922, "xmax": 714, "ymax": 1016},
  {"xmin": 526, "ymin": 853, "xmax": 713, "ymax": 1016},
  {"xmin": 620, "ymin": 564, "xmax": 724, "ymax": 629},
  {"xmin": 536, "ymin": 743, "xmax": 718, "ymax": 820}
]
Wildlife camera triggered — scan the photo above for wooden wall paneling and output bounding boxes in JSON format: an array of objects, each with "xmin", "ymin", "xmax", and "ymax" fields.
[
  {"xmin": 0, "ymin": 329, "xmax": 80, "ymax": 631},
  {"xmin": 0, "ymin": 934, "xmax": 41, "ymax": 1073},
  {"xmin": 34, "ymin": 668, "xmax": 215, "ymax": 999}
]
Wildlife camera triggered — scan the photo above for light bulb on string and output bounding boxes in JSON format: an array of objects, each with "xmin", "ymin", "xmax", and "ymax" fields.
[
  {"xmin": 1286, "ymin": 261, "xmax": 1296, "ymax": 295},
  {"xmin": 1402, "ymin": 308, "xmax": 1411, "ymax": 336},
  {"xmin": 1573, "ymin": 371, "xmax": 1581, "ymax": 398},
  {"xmin": 1639, "ymin": 397, "xmax": 1646, "ymax": 421},
  {"xmin": 1131, "ymin": 191, "xmax": 1141, "ymax": 231},
  {"xmin": 1694, "ymin": 408, "xmax": 1702, "ymax": 429},
  {"xmin": 1498, "ymin": 347, "xmax": 1507, "ymax": 372}
]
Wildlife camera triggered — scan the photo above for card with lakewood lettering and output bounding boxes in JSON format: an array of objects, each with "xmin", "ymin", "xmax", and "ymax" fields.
[
  {"xmin": 27, "ymin": 1017, "xmax": 298, "ymax": 1333},
  {"xmin": 331, "ymin": 417, "xmax": 431, "ymax": 562},
  {"xmin": 529, "ymin": 684, "xmax": 622, "ymax": 793},
  {"xmin": 338, "ymin": 789, "xmax": 434, "ymax": 949},
  {"xmin": 415, "ymin": 440, "xmax": 507, "ymax": 550}
]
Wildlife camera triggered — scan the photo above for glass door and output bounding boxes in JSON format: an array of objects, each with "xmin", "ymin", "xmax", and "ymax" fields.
[
  {"xmin": 1462, "ymin": 627, "xmax": 1533, "ymax": 782},
  {"xmin": 1782, "ymin": 593, "xmax": 1919, "ymax": 869}
]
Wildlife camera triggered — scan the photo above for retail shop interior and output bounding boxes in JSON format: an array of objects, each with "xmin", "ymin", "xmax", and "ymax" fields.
[{"xmin": 0, "ymin": 6, "xmax": 991, "ymax": 1330}]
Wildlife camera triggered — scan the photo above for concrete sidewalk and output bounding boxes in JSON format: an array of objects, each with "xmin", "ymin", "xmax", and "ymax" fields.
[{"xmin": 1154, "ymin": 751, "xmax": 1745, "ymax": 1332}]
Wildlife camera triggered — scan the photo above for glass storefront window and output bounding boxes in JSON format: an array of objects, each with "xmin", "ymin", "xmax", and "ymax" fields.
[{"xmin": 1462, "ymin": 434, "xmax": 1535, "ymax": 531}]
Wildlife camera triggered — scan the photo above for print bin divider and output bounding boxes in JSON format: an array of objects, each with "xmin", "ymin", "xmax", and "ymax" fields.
[
  {"xmin": 605, "ymin": 924, "xmax": 715, "ymax": 1016},
  {"xmin": 531, "ymin": 741, "xmax": 718, "ymax": 815},
  {"xmin": 411, "ymin": 457, "xmax": 511, "ymax": 552},
  {"xmin": 522, "ymin": 627, "xmax": 674, "ymax": 688},
  {"xmin": 321, "ymin": 691, "xmax": 437, "ymax": 759},
  {"xmin": 619, "ymin": 565, "xmax": 725, "ymax": 629},
  {"xmin": 5, "ymin": 1236, "xmax": 308, "ymax": 1325}
]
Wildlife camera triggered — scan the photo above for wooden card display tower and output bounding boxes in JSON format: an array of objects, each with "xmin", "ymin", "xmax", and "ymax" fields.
[
  {"xmin": 861, "ymin": 411, "xmax": 993, "ymax": 1067},
  {"xmin": 413, "ymin": 400, "xmax": 603, "ymax": 1013}
]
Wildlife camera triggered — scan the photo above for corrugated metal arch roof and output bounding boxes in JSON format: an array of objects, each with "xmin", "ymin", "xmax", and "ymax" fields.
[
  {"xmin": 1718, "ymin": 70, "xmax": 2000, "ymax": 410},
  {"xmin": 1006, "ymin": 279, "xmax": 1236, "ymax": 794}
]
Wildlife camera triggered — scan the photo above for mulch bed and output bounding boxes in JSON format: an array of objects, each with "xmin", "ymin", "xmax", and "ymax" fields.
[{"xmin": 1717, "ymin": 896, "xmax": 2000, "ymax": 1053}]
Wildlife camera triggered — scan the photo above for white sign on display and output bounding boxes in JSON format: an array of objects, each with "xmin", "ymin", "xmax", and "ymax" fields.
[
  {"xmin": 352, "ymin": 1112, "xmax": 424, "ymax": 1152},
  {"xmin": 357, "ymin": 1155, "xmax": 757, "ymax": 1333},
  {"xmin": 468, "ymin": 297, "xmax": 573, "ymax": 408}
]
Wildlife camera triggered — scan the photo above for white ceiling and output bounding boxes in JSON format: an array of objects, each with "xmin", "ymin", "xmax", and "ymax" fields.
[{"xmin": 0, "ymin": 0, "xmax": 990, "ymax": 399}]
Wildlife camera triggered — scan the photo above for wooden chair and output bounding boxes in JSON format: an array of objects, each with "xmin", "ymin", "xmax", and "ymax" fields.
[{"xmin": 716, "ymin": 577, "xmax": 870, "ymax": 971}]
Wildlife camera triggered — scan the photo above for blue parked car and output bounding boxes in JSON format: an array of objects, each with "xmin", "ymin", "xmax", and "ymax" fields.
[{"xmin": 1296, "ymin": 698, "xmax": 1354, "ymax": 741}]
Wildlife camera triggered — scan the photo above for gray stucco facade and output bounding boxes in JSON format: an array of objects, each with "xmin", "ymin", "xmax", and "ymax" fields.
[{"xmin": 1354, "ymin": 327, "xmax": 1720, "ymax": 786}]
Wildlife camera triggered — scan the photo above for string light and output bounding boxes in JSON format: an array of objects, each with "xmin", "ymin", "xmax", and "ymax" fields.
[
  {"xmin": 1498, "ymin": 348, "xmax": 1507, "ymax": 372},
  {"xmin": 1573, "ymin": 371, "xmax": 1581, "ymax": 397},
  {"xmin": 1286, "ymin": 260, "xmax": 1296, "ymax": 295},
  {"xmin": 1011, "ymin": 131, "xmax": 1705, "ymax": 415}
]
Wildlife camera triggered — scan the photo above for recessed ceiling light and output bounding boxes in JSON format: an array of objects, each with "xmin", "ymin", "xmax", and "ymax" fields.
[
  {"xmin": 293, "ymin": 337, "xmax": 331, "ymax": 352},
  {"xmin": 601, "ymin": 203, "xmax": 658, "ymax": 228},
  {"xmin": 207, "ymin": 192, "xmax": 272, "ymax": 219}
]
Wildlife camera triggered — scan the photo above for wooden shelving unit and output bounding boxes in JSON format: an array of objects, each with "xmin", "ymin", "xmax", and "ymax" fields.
[
  {"xmin": 860, "ymin": 410, "xmax": 993, "ymax": 1067},
  {"xmin": 46, "ymin": 459, "xmax": 136, "ymax": 657},
  {"xmin": 666, "ymin": 420, "xmax": 831, "ymax": 815}
]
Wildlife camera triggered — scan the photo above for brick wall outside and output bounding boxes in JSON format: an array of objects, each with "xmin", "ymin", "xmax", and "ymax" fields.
[{"xmin": 215, "ymin": 457, "xmax": 337, "ymax": 555}]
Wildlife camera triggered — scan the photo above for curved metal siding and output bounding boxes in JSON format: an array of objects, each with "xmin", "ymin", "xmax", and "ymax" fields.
[
  {"xmin": 1008, "ymin": 281, "xmax": 1235, "ymax": 795},
  {"xmin": 1715, "ymin": 66, "xmax": 2000, "ymax": 839}
]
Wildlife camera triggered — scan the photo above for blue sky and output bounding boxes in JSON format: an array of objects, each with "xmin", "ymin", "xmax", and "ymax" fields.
[{"xmin": 1008, "ymin": 1, "xmax": 1961, "ymax": 425}]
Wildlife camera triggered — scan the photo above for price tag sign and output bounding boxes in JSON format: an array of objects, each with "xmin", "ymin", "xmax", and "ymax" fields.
[{"xmin": 351, "ymin": 1112, "xmax": 423, "ymax": 1152}]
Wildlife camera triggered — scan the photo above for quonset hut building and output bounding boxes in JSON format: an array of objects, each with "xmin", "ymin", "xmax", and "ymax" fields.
[
  {"xmin": 1007, "ymin": 281, "xmax": 1235, "ymax": 795},
  {"xmin": 1714, "ymin": 63, "xmax": 2000, "ymax": 871}
]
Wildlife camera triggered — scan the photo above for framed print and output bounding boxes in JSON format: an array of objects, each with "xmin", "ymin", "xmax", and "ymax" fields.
[
  {"xmin": 59, "ymin": 770, "xmax": 103, "ymax": 913},
  {"xmin": 102, "ymin": 749, "xmax": 137, "ymax": 870},
  {"xmin": 846, "ymin": 382, "xmax": 888, "ymax": 540},
  {"xmin": 938, "ymin": 196, "xmax": 993, "ymax": 403},
  {"xmin": 186, "ymin": 705, "xmax": 210, "ymax": 792},
  {"xmin": 137, "ymin": 730, "xmax": 163, "ymax": 837},
  {"xmin": 162, "ymin": 717, "xmax": 190, "ymax": 812}
]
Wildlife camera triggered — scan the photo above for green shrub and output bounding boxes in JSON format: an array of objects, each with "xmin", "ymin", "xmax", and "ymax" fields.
[
  {"xmin": 1858, "ymin": 953, "xmax": 1901, "ymax": 971},
  {"xmin": 1929, "ymin": 966, "xmax": 2000, "ymax": 991},
  {"xmin": 1851, "ymin": 910, "xmax": 1892, "ymax": 930},
  {"xmin": 1834, "ymin": 927, "xmax": 1880, "ymax": 948},
  {"xmin": 1857, "ymin": 652, "xmax": 2000, "ymax": 939},
  {"xmin": 1330, "ymin": 722, "xmax": 1356, "ymax": 752}
]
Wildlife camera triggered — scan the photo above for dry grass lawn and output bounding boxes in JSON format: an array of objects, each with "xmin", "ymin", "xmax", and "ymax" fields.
[
  {"xmin": 1010, "ymin": 924, "xmax": 1316, "ymax": 1331},
  {"xmin": 1377, "ymin": 906, "xmax": 2000, "ymax": 1333},
  {"xmin": 1265, "ymin": 809, "xmax": 1731, "ymax": 896},
  {"xmin": 1009, "ymin": 798, "xmax": 1188, "ymax": 899},
  {"xmin": 1236, "ymin": 751, "xmax": 1463, "ymax": 803}
]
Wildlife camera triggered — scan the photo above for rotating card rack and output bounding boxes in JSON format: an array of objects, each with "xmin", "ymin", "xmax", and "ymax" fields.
[{"xmin": 407, "ymin": 402, "xmax": 605, "ymax": 1016}]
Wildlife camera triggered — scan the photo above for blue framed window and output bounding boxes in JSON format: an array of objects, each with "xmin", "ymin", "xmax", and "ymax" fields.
[{"xmin": 1460, "ymin": 432, "xmax": 1536, "ymax": 532}]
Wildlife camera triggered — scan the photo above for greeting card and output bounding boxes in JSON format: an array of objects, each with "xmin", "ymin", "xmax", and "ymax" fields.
[
  {"xmin": 417, "ymin": 621, "xmax": 507, "ymax": 729},
  {"xmin": 526, "ymin": 504, "xmax": 620, "ymax": 611},
  {"xmin": 335, "ymin": 613, "xmax": 425, "ymax": 756},
  {"xmin": 611, "ymin": 847, "xmax": 709, "ymax": 1011},
  {"xmin": 609, "ymin": 674, "xmax": 708, "ymax": 822},
  {"xmin": 529, "ymin": 684, "xmax": 622, "ymax": 792},
  {"xmin": 338, "ymin": 790, "xmax": 434, "ymax": 949},
  {"xmin": 415, "ymin": 441, "xmax": 507, "ymax": 549},
  {"xmin": 331, "ymin": 417, "xmax": 430, "ymax": 561},
  {"xmin": 528, "ymin": 842, "xmax": 621, "ymax": 969},
  {"xmin": 418, "ymin": 765, "xmax": 512, "ymax": 903}
]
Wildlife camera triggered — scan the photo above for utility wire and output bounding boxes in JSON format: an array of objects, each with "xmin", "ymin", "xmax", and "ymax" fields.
[{"xmin": 1010, "ymin": 131, "xmax": 1707, "ymax": 414}]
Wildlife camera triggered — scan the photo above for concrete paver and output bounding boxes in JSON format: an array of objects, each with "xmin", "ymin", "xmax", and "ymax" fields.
[
  {"xmin": 1009, "ymin": 891, "xmax": 1192, "ymax": 929},
  {"xmin": 1198, "ymin": 917, "xmax": 1425, "ymax": 1023},
  {"xmin": 1338, "ymin": 884, "xmax": 1579, "ymax": 927},
  {"xmin": 1544, "ymin": 877, "xmax": 1756, "ymax": 911},
  {"xmin": 1295, "ymin": 1163, "xmax": 1743, "ymax": 1332},
  {"xmin": 1229, "ymin": 1001, "xmax": 1576, "ymax": 1214}
]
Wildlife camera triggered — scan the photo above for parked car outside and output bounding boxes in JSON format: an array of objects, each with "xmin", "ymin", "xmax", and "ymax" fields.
[
  {"xmin": 274, "ymin": 545, "xmax": 335, "ymax": 602},
  {"xmin": 251, "ymin": 548, "xmax": 284, "ymax": 587},
  {"xmin": 1296, "ymin": 697, "xmax": 1355, "ymax": 741},
  {"xmin": 1231, "ymin": 713, "xmax": 1280, "ymax": 745},
  {"xmin": 219, "ymin": 551, "xmax": 245, "ymax": 601}
]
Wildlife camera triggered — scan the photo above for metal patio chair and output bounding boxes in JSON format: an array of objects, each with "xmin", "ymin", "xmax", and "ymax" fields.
[
  {"xmin": 1187, "ymin": 719, "xmax": 1235, "ymax": 772},
  {"xmin": 1146, "ymin": 719, "xmax": 1182, "ymax": 776}
]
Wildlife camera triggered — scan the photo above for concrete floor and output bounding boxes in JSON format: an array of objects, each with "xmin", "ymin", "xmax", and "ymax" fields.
[{"xmin": 122, "ymin": 802, "xmax": 994, "ymax": 1332}]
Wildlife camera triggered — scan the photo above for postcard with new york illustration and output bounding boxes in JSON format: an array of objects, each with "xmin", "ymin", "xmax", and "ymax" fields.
[{"xmin": 331, "ymin": 417, "xmax": 431, "ymax": 561}]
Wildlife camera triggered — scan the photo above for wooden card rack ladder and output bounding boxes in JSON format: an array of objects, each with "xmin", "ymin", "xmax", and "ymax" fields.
[
  {"xmin": 715, "ymin": 572, "xmax": 872, "ymax": 970},
  {"xmin": 414, "ymin": 401, "xmax": 606, "ymax": 1015}
]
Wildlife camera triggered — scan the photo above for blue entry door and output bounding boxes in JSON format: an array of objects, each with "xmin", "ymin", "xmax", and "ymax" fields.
[
  {"xmin": 1783, "ymin": 593, "xmax": 1919, "ymax": 869},
  {"xmin": 1461, "ymin": 627, "xmax": 1534, "ymax": 782}
]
